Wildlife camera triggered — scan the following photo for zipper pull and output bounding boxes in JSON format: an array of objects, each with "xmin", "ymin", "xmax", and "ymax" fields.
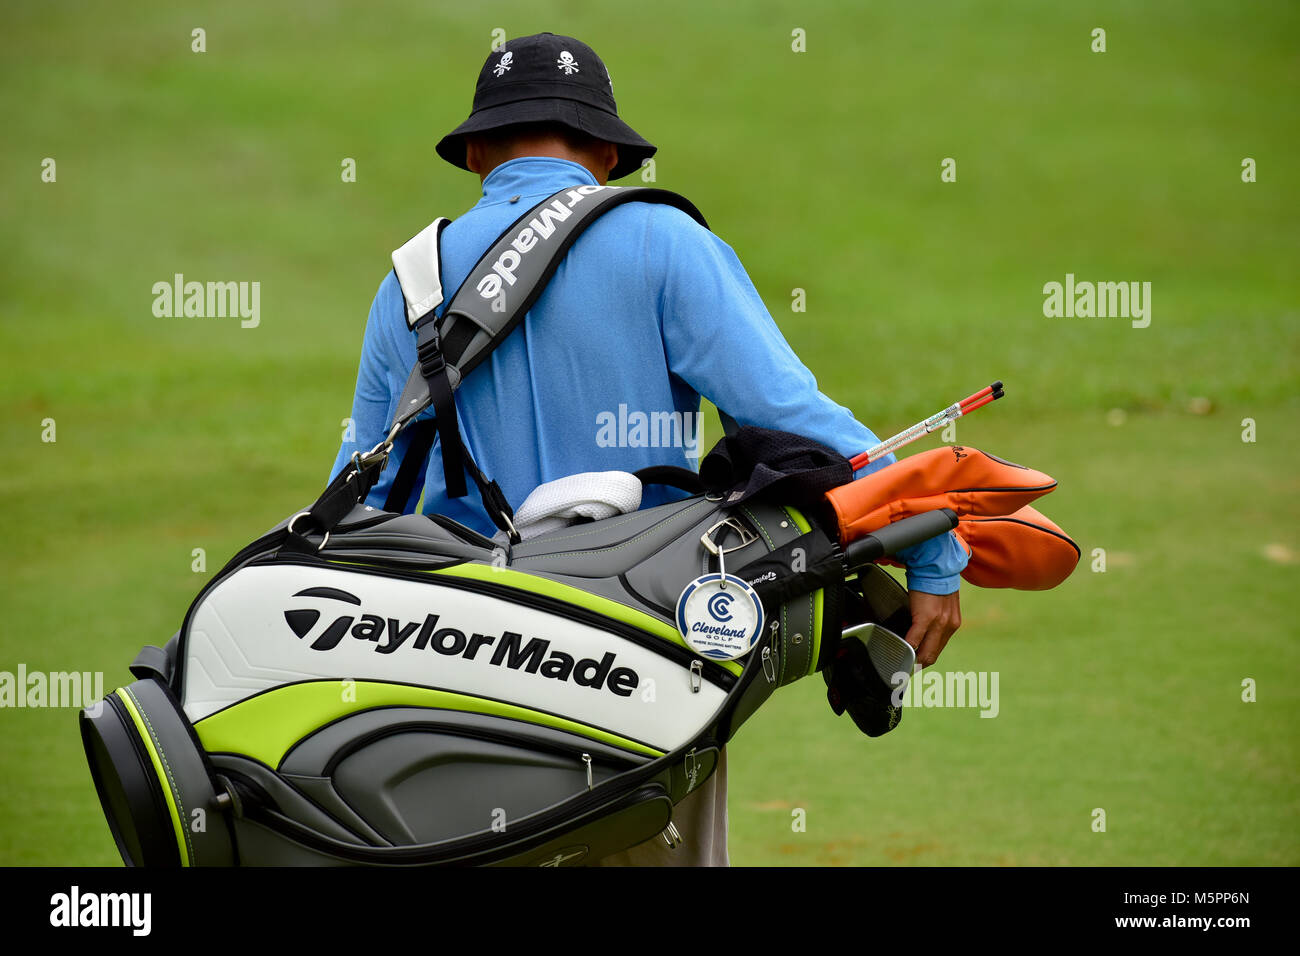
[
  {"xmin": 582, "ymin": 753, "xmax": 593, "ymax": 790},
  {"xmin": 689, "ymin": 659, "xmax": 703, "ymax": 694},
  {"xmin": 684, "ymin": 748, "xmax": 700, "ymax": 792}
]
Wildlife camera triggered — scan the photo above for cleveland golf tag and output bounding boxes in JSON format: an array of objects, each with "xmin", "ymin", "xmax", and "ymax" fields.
[{"xmin": 676, "ymin": 574, "xmax": 765, "ymax": 661}]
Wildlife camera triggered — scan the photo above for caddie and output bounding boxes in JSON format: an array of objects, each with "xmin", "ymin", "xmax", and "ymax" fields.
[{"xmin": 330, "ymin": 31, "xmax": 969, "ymax": 866}]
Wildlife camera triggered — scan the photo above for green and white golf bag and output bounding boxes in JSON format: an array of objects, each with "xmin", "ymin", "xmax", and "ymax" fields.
[{"xmin": 82, "ymin": 487, "xmax": 935, "ymax": 866}]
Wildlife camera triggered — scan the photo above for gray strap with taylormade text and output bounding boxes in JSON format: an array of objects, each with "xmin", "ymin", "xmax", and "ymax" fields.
[{"xmin": 389, "ymin": 185, "xmax": 708, "ymax": 433}]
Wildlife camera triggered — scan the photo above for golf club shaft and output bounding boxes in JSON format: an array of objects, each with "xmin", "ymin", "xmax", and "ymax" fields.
[
  {"xmin": 959, "ymin": 383, "xmax": 997, "ymax": 409},
  {"xmin": 960, "ymin": 391, "xmax": 997, "ymax": 415},
  {"xmin": 849, "ymin": 381, "xmax": 1003, "ymax": 470}
]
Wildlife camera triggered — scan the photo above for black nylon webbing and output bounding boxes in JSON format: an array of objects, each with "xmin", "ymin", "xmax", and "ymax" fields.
[
  {"xmin": 415, "ymin": 316, "xmax": 468, "ymax": 500},
  {"xmin": 440, "ymin": 320, "xmax": 477, "ymax": 366},
  {"xmin": 632, "ymin": 465, "xmax": 705, "ymax": 495},
  {"xmin": 384, "ymin": 419, "xmax": 437, "ymax": 513}
]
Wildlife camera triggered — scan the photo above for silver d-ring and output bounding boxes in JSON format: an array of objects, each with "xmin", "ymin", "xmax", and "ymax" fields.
[{"xmin": 287, "ymin": 511, "xmax": 330, "ymax": 551}]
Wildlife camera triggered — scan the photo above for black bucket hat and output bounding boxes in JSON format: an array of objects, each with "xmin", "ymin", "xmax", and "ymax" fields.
[{"xmin": 436, "ymin": 33, "xmax": 656, "ymax": 181}]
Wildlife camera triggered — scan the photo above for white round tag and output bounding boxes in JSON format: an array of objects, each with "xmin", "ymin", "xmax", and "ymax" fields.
[{"xmin": 675, "ymin": 574, "xmax": 766, "ymax": 661}]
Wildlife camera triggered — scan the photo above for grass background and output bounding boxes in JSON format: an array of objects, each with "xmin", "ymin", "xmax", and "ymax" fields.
[{"xmin": 1, "ymin": 0, "xmax": 1296, "ymax": 865}]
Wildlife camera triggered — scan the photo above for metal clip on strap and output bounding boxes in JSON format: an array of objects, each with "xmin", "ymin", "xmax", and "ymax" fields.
[
  {"xmin": 283, "ymin": 423, "xmax": 402, "ymax": 554},
  {"xmin": 352, "ymin": 420, "xmax": 402, "ymax": 475},
  {"xmin": 700, "ymin": 516, "xmax": 759, "ymax": 556},
  {"xmin": 700, "ymin": 516, "xmax": 758, "ymax": 588}
]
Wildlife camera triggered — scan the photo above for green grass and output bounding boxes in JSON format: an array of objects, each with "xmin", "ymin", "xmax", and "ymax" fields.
[{"xmin": 1, "ymin": 0, "xmax": 1296, "ymax": 865}]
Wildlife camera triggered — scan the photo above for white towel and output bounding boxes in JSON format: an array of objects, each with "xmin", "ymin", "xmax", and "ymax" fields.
[{"xmin": 496, "ymin": 471, "xmax": 643, "ymax": 543}]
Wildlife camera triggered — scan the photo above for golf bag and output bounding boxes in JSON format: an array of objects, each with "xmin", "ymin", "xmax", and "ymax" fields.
[{"xmin": 80, "ymin": 474, "xmax": 949, "ymax": 866}]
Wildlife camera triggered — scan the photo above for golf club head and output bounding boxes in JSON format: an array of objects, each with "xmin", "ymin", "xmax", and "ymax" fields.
[
  {"xmin": 858, "ymin": 621, "xmax": 917, "ymax": 689},
  {"xmin": 824, "ymin": 622, "xmax": 916, "ymax": 737}
]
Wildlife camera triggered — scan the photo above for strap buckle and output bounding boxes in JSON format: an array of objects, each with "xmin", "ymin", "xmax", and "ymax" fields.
[
  {"xmin": 418, "ymin": 347, "xmax": 446, "ymax": 378},
  {"xmin": 416, "ymin": 324, "xmax": 447, "ymax": 378}
]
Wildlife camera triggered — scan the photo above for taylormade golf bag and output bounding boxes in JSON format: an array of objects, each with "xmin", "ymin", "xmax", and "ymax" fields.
[{"xmin": 81, "ymin": 485, "xmax": 945, "ymax": 866}]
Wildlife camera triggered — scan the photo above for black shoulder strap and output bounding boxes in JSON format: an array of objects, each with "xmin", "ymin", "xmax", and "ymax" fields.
[{"xmin": 390, "ymin": 185, "xmax": 709, "ymax": 536}]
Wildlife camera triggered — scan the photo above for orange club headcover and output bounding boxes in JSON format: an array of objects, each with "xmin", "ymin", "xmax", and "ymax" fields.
[
  {"xmin": 872, "ymin": 504, "xmax": 1079, "ymax": 590},
  {"xmin": 824, "ymin": 445, "xmax": 1059, "ymax": 544},
  {"xmin": 954, "ymin": 505, "xmax": 1080, "ymax": 589},
  {"xmin": 825, "ymin": 445, "xmax": 1078, "ymax": 591}
]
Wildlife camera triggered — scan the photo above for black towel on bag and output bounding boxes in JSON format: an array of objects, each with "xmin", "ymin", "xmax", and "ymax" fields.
[{"xmin": 699, "ymin": 426, "xmax": 854, "ymax": 510}]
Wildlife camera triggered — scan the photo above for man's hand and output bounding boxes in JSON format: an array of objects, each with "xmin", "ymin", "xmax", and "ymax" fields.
[{"xmin": 904, "ymin": 589, "xmax": 962, "ymax": 668}]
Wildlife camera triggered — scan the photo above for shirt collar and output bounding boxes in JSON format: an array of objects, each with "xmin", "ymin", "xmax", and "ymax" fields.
[{"xmin": 477, "ymin": 157, "xmax": 599, "ymax": 207}]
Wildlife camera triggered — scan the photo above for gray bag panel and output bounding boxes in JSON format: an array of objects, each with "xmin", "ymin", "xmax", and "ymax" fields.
[
  {"xmin": 209, "ymin": 753, "xmax": 378, "ymax": 847},
  {"xmin": 278, "ymin": 774, "xmax": 393, "ymax": 846},
  {"xmin": 316, "ymin": 506, "xmax": 500, "ymax": 567},
  {"xmin": 620, "ymin": 508, "xmax": 763, "ymax": 614},
  {"xmin": 330, "ymin": 510, "xmax": 495, "ymax": 558},
  {"xmin": 331, "ymin": 732, "xmax": 633, "ymax": 846},
  {"xmin": 228, "ymin": 786, "xmax": 676, "ymax": 868},
  {"xmin": 279, "ymin": 707, "xmax": 650, "ymax": 775},
  {"xmin": 512, "ymin": 496, "xmax": 800, "ymax": 606},
  {"xmin": 494, "ymin": 786, "xmax": 675, "ymax": 867},
  {"xmin": 275, "ymin": 708, "xmax": 654, "ymax": 848},
  {"xmin": 228, "ymin": 817, "xmax": 365, "ymax": 867},
  {"xmin": 509, "ymin": 495, "xmax": 717, "ymax": 570}
]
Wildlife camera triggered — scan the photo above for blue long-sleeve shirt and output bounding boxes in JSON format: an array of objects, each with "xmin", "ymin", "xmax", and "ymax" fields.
[{"xmin": 331, "ymin": 157, "xmax": 968, "ymax": 592}]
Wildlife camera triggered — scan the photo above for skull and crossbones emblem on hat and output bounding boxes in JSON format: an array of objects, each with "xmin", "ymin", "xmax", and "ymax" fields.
[{"xmin": 556, "ymin": 50, "xmax": 579, "ymax": 75}]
